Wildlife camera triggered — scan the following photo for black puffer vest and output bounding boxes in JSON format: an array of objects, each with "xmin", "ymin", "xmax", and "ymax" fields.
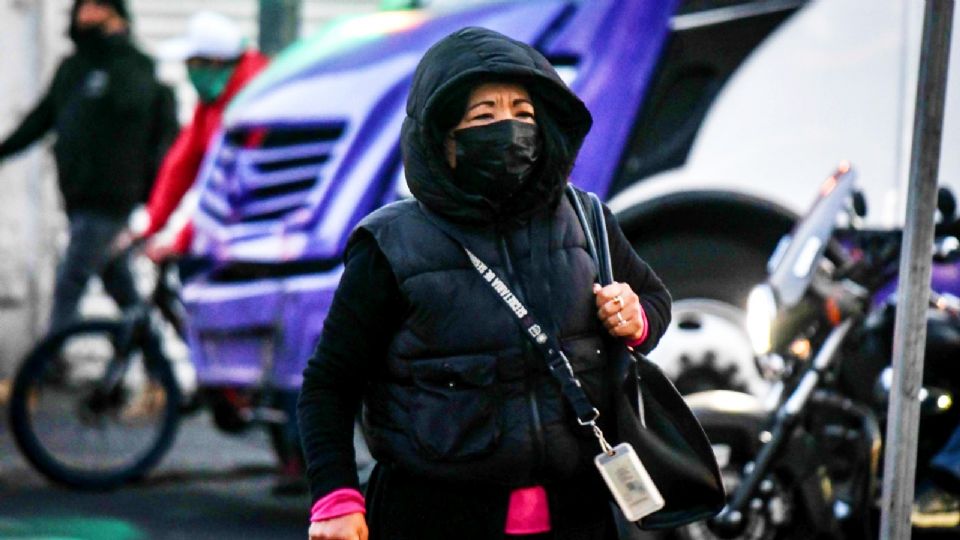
[{"xmin": 358, "ymin": 195, "xmax": 616, "ymax": 487}]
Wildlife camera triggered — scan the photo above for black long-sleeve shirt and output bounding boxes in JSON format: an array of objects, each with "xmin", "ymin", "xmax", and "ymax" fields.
[{"xmin": 297, "ymin": 206, "xmax": 672, "ymax": 503}]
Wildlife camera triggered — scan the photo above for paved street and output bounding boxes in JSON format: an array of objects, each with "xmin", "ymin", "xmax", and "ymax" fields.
[
  {"xmin": 0, "ymin": 386, "xmax": 652, "ymax": 540},
  {"xmin": 0, "ymin": 399, "xmax": 309, "ymax": 540},
  {"xmin": 6, "ymin": 380, "xmax": 953, "ymax": 540}
]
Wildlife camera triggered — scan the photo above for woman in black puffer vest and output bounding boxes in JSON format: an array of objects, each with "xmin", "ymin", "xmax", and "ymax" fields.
[{"xmin": 298, "ymin": 27, "xmax": 672, "ymax": 540}]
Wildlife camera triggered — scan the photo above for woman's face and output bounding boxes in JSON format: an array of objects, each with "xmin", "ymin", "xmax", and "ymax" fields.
[{"xmin": 445, "ymin": 82, "xmax": 536, "ymax": 168}]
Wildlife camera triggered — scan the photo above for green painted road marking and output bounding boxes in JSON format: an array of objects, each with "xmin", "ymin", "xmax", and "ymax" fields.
[{"xmin": 0, "ymin": 517, "xmax": 144, "ymax": 540}]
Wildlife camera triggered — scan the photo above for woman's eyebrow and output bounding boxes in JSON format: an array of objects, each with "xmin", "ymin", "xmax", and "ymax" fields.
[
  {"xmin": 466, "ymin": 100, "xmax": 495, "ymax": 112},
  {"xmin": 513, "ymin": 98, "xmax": 533, "ymax": 107}
]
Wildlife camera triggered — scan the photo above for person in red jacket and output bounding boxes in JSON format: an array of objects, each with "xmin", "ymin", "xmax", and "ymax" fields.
[{"xmin": 138, "ymin": 11, "xmax": 268, "ymax": 258}]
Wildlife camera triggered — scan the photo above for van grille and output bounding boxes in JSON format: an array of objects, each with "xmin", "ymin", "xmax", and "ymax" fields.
[{"xmin": 199, "ymin": 123, "xmax": 347, "ymax": 225}]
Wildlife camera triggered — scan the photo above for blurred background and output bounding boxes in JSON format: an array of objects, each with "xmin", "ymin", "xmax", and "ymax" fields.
[
  {"xmin": 0, "ymin": 0, "xmax": 381, "ymax": 373},
  {"xmin": 0, "ymin": 0, "xmax": 958, "ymax": 538},
  {"xmin": 0, "ymin": 2, "xmax": 379, "ymax": 538}
]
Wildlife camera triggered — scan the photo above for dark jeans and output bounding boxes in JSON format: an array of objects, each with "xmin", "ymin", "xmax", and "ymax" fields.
[{"xmin": 48, "ymin": 211, "xmax": 140, "ymax": 334}]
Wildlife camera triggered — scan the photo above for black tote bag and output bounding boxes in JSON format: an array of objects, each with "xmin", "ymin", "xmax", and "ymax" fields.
[{"xmin": 567, "ymin": 186, "xmax": 725, "ymax": 530}]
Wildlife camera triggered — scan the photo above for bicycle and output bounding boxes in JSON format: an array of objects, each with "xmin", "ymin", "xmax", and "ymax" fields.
[{"xmin": 7, "ymin": 244, "xmax": 307, "ymax": 490}]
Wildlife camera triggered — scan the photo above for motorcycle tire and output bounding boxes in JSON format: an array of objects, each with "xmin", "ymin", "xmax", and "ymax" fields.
[
  {"xmin": 8, "ymin": 320, "xmax": 181, "ymax": 490},
  {"xmin": 673, "ymin": 453, "xmax": 822, "ymax": 540}
]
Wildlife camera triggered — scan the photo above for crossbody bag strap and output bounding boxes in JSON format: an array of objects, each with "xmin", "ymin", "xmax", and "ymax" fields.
[{"xmin": 416, "ymin": 203, "xmax": 602, "ymax": 431}]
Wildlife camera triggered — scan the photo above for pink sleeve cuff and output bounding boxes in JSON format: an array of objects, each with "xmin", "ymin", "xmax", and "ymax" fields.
[
  {"xmin": 626, "ymin": 303, "xmax": 650, "ymax": 349},
  {"xmin": 310, "ymin": 488, "xmax": 366, "ymax": 523}
]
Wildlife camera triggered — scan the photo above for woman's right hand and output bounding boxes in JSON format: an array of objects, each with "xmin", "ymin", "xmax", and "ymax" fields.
[{"xmin": 309, "ymin": 513, "xmax": 368, "ymax": 540}]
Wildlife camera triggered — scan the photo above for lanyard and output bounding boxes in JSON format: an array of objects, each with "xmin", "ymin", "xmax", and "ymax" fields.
[{"xmin": 418, "ymin": 200, "xmax": 615, "ymax": 455}]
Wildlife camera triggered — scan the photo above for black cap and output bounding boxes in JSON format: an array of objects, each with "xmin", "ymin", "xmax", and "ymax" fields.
[
  {"xmin": 73, "ymin": 0, "xmax": 130, "ymax": 21},
  {"xmin": 69, "ymin": 0, "xmax": 132, "ymax": 44},
  {"xmin": 99, "ymin": 0, "xmax": 130, "ymax": 20}
]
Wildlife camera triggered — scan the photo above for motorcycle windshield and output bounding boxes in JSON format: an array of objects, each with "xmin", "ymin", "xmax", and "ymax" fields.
[{"xmin": 768, "ymin": 165, "xmax": 857, "ymax": 308}]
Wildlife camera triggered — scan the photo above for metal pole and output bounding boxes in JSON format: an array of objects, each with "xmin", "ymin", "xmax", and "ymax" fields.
[
  {"xmin": 258, "ymin": 0, "xmax": 302, "ymax": 56},
  {"xmin": 880, "ymin": 1, "xmax": 954, "ymax": 539}
]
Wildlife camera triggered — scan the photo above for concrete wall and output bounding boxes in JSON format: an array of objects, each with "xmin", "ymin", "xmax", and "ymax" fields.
[
  {"xmin": 0, "ymin": 0, "xmax": 377, "ymax": 377},
  {"xmin": 0, "ymin": 0, "xmax": 67, "ymax": 377}
]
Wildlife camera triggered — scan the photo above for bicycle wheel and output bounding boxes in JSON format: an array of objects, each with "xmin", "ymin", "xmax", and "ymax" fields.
[{"xmin": 8, "ymin": 320, "xmax": 181, "ymax": 490}]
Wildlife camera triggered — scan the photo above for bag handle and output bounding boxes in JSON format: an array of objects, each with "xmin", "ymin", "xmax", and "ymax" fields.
[
  {"xmin": 565, "ymin": 186, "xmax": 613, "ymax": 286},
  {"xmin": 565, "ymin": 186, "xmax": 649, "ymax": 426}
]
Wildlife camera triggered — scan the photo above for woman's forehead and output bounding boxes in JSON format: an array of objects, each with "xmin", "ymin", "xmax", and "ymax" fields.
[{"xmin": 467, "ymin": 82, "xmax": 531, "ymax": 102}]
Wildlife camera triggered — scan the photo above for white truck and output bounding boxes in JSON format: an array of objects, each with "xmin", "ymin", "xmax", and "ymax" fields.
[{"xmin": 622, "ymin": 0, "xmax": 960, "ymax": 398}]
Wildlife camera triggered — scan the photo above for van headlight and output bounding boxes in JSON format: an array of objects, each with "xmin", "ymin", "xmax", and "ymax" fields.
[{"xmin": 746, "ymin": 284, "xmax": 778, "ymax": 355}]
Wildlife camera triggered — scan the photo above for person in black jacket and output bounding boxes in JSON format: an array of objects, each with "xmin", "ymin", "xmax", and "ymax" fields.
[
  {"xmin": 0, "ymin": 0, "xmax": 178, "ymax": 334},
  {"xmin": 298, "ymin": 27, "xmax": 672, "ymax": 540}
]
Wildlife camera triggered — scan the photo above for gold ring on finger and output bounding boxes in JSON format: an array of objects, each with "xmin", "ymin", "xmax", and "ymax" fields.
[{"xmin": 613, "ymin": 295, "xmax": 624, "ymax": 307}]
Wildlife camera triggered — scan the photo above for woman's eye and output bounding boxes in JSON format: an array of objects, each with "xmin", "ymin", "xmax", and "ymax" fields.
[
  {"xmin": 517, "ymin": 111, "xmax": 535, "ymax": 119},
  {"xmin": 471, "ymin": 113, "xmax": 494, "ymax": 121}
]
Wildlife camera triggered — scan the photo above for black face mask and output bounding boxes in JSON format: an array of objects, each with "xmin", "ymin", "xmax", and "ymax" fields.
[
  {"xmin": 452, "ymin": 119, "xmax": 541, "ymax": 201},
  {"xmin": 72, "ymin": 25, "xmax": 109, "ymax": 51}
]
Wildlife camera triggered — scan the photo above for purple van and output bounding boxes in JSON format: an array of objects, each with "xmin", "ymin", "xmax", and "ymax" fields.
[{"xmin": 181, "ymin": 0, "xmax": 805, "ymax": 411}]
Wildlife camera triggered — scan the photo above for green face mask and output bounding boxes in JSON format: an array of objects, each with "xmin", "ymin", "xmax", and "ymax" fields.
[{"xmin": 188, "ymin": 65, "xmax": 236, "ymax": 103}]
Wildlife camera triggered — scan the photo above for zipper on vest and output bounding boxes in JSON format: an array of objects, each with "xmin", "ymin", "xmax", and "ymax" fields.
[
  {"xmin": 524, "ymin": 367, "xmax": 546, "ymax": 475},
  {"xmin": 498, "ymin": 234, "xmax": 547, "ymax": 476}
]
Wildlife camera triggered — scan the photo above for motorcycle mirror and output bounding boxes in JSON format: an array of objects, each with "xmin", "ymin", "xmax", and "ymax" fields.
[
  {"xmin": 852, "ymin": 190, "xmax": 867, "ymax": 218},
  {"xmin": 938, "ymin": 186, "xmax": 956, "ymax": 225}
]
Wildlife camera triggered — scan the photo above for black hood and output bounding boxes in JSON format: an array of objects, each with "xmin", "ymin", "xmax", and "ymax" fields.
[
  {"xmin": 69, "ymin": 0, "xmax": 131, "ymax": 45},
  {"xmin": 402, "ymin": 26, "xmax": 592, "ymax": 225}
]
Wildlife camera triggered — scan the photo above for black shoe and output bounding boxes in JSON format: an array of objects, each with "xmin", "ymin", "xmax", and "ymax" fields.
[{"xmin": 913, "ymin": 484, "xmax": 960, "ymax": 528}]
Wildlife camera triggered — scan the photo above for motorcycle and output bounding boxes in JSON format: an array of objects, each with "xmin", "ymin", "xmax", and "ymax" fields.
[{"xmin": 677, "ymin": 163, "xmax": 960, "ymax": 539}]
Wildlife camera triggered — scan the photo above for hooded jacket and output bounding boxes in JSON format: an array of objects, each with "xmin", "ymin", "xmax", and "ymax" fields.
[
  {"xmin": 401, "ymin": 26, "xmax": 592, "ymax": 225},
  {"xmin": 0, "ymin": 26, "xmax": 177, "ymax": 218},
  {"xmin": 357, "ymin": 27, "xmax": 630, "ymax": 484},
  {"xmin": 298, "ymin": 27, "xmax": 671, "ymax": 538}
]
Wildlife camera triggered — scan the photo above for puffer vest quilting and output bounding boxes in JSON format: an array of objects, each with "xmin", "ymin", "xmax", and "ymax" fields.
[{"xmin": 357, "ymin": 195, "xmax": 616, "ymax": 486}]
